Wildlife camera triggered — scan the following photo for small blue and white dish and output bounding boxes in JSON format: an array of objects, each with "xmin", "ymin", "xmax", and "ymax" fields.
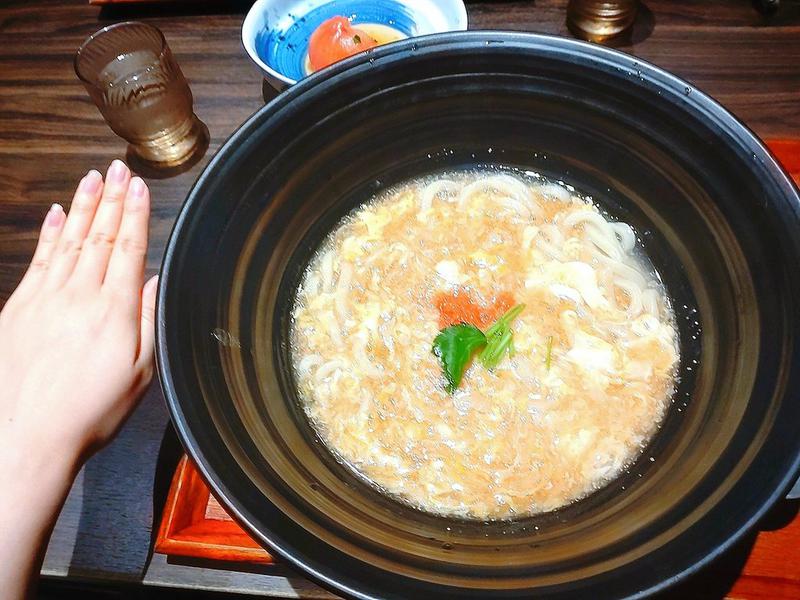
[{"xmin": 242, "ymin": 0, "xmax": 468, "ymax": 90}]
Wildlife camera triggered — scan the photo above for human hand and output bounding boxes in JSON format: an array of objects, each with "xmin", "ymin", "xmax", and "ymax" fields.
[{"xmin": 0, "ymin": 160, "xmax": 156, "ymax": 471}]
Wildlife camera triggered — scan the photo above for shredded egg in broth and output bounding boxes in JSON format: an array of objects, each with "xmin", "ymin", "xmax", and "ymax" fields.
[{"xmin": 290, "ymin": 169, "xmax": 679, "ymax": 519}]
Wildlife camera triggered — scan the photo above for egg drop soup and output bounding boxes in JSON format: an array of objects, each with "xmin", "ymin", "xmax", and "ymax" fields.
[{"xmin": 290, "ymin": 169, "xmax": 679, "ymax": 519}]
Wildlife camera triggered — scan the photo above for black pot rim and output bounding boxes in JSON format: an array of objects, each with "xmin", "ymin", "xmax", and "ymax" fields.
[{"xmin": 156, "ymin": 31, "xmax": 800, "ymax": 599}]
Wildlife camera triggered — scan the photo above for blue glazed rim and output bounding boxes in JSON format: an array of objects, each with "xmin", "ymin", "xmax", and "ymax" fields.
[
  {"xmin": 258, "ymin": 0, "xmax": 418, "ymax": 83},
  {"xmin": 242, "ymin": 0, "xmax": 468, "ymax": 86}
]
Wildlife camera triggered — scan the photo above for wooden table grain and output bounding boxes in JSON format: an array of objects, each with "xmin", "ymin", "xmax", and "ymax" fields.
[{"xmin": 1, "ymin": 0, "xmax": 799, "ymax": 597}]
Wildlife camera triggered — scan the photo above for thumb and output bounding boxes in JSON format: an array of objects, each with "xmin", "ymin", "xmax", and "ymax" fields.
[{"xmin": 137, "ymin": 274, "xmax": 158, "ymax": 367}]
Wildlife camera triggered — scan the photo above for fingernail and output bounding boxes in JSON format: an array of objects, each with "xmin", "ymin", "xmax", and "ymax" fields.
[
  {"xmin": 129, "ymin": 177, "xmax": 147, "ymax": 198},
  {"xmin": 79, "ymin": 170, "xmax": 102, "ymax": 194},
  {"xmin": 107, "ymin": 159, "xmax": 128, "ymax": 184},
  {"xmin": 144, "ymin": 275, "xmax": 159, "ymax": 292},
  {"xmin": 45, "ymin": 203, "xmax": 64, "ymax": 226}
]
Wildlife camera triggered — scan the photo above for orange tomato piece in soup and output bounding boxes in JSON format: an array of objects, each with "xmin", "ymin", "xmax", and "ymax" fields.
[
  {"xmin": 434, "ymin": 289, "xmax": 516, "ymax": 329},
  {"xmin": 307, "ymin": 16, "xmax": 378, "ymax": 72}
]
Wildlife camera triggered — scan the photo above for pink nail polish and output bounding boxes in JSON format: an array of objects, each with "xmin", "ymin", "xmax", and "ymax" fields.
[
  {"xmin": 80, "ymin": 170, "xmax": 102, "ymax": 194},
  {"xmin": 45, "ymin": 203, "xmax": 63, "ymax": 226},
  {"xmin": 107, "ymin": 159, "xmax": 128, "ymax": 184},
  {"xmin": 130, "ymin": 177, "xmax": 146, "ymax": 198}
]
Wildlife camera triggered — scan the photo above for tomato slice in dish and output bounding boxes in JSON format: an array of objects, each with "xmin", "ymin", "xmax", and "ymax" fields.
[{"xmin": 307, "ymin": 16, "xmax": 378, "ymax": 72}]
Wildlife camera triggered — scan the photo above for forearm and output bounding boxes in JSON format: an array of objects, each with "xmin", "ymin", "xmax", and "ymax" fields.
[{"xmin": 0, "ymin": 428, "xmax": 79, "ymax": 600}]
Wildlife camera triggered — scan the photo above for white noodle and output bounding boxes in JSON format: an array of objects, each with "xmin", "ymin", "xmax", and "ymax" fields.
[
  {"xmin": 563, "ymin": 209, "xmax": 610, "ymax": 231},
  {"xmin": 325, "ymin": 312, "xmax": 343, "ymax": 347},
  {"xmin": 459, "ymin": 174, "xmax": 532, "ymax": 207},
  {"xmin": 297, "ymin": 354, "xmax": 323, "ymax": 374},
  {"xmin": 592, "ymin": 251, "xmax": 648, "ymax": 288},
  {"xmin": 314, "ymin": 359, "xmax": 345, "ymax": 383},
  {"xmin": 353, "ymin": 332, "xmax": 383, "ymax": 378},
  {"xmin": 611, "ymin": 222, "xmax": 637, "ymax": 253},
  {"xmin": 564, "ymin": 210, "xmax": 624, "ymax": 260},
  {"xmin": 536, "ymin": 183, "xmax": 571, "ymax": 202},
  {"xmin": 522, "ymin": 225, "xmax": 539, "ymax": 250},
  {"xmin": 304, "ymin": 273, "xmax": 320, "ymax": 297},
  {"xmin": 485, "ymin": 174, "xmax": 531, "ymax": 202},
  {"xmin": 419, "ymin": 179, "xmax": 458, "ymax": 212},
  {"xmin": 541, "ymin": 223, "xmax": 564, "ymax": 245},
  {"xmin": 536, "ymin": 237, "xmax": 564, "ymax": 260},
  {"xmin": 613, "ymin": 277, "xmax": 644, "ymax": 318},
  {"xmin": 497, "ymin": 197, "xmax": 533, "ymax": 219},
  {"xmin": 535, "ymin": 225, "xmax": 566, "ymax": 260},
  {"xmin": 334, "ymin": 263, "xmax": 352, "ymax": 320},
  {"xmin": 587, "ymin": 226, "xmax": 622, "ymax": 260},
  {"xmin": 320, "ymin": 250, "xmax": 334, "ymax": 292},
  {"xmin": 642, "ymin": 288, "xmax": 660, "ymax": 315}
]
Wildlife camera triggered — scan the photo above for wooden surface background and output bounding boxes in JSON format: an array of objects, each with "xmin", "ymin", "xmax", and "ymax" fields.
[{"xmin": 0, "ymin": 0, "xmax": 799, "ymax": 597}]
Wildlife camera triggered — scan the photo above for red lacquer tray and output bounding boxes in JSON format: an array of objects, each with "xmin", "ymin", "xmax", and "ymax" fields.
[
  {"xmin": 154, "ymin": 455, "xmax": 800, "ymax": 597},
  {"xmin": 769, "ymin": 139, "xmax": 800, "ymax": 179},
  {"xmin": 155, "ymin": 455, "xmax": 272, "ymax": 563},
  {"xmin": 154, "ymin": 140, "xmax": 800, "ymax": 594}
]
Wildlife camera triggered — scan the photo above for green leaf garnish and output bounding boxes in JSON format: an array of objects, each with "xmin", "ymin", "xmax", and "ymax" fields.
[
  {"xmin": 479, "ymin": 304, "xmax": 525, "ymax": 370},
  {"xmin": 432, "ymin": 324, "xmax": 487, "ymax": 393}
]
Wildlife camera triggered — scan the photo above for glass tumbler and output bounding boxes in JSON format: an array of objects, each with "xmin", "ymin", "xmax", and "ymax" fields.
[
  {"xmin": 75, "ymin": 21, "xmax": 208, "ymax": 167},
  {"xmin": 566, "ymin": 0, "xmax": 639, "ymax": 42}
]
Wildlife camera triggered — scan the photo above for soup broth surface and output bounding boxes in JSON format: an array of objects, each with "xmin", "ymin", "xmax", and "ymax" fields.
[{"xmin": 291, "ymin": 169, "xmax": 679, "ymax": 519}]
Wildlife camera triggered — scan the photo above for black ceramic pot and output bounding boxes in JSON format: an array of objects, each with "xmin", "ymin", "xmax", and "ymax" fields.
[{"xmin": 156, "ymin": 32, "xmax": 800, "ymax": 599}]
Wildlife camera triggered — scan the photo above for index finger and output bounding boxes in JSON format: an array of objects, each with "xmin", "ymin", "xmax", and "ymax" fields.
[{"xmin": 103, "ymin": 177, "xmax": 150, "ymax": 297}]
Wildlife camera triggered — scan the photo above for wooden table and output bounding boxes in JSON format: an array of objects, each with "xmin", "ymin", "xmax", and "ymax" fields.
[{"xmin": 0, "ymin": 0, "xmax": 798, "ymax": 597}]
